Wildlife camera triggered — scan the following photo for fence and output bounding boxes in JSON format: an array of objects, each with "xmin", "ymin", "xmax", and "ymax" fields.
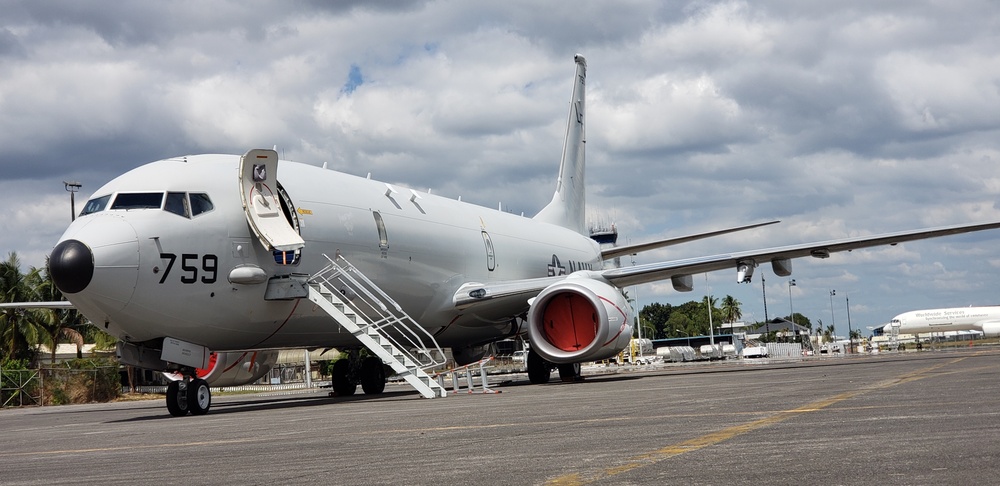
[
  {"xmin": 0, "ymin": 366, "xmax": 120, "ymax": 407},
  {"xmin": 765, "ymin": 342, "xmax": 804, "ymax": 358},
  {"xmin": 1, "ymin": 367, "xmax": 40, "ymax": 407}
]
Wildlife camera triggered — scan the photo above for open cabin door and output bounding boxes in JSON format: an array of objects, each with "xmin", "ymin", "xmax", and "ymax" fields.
[{"xmin": 239, "ymin": 149, "xmax": 305, "ymax": 252}]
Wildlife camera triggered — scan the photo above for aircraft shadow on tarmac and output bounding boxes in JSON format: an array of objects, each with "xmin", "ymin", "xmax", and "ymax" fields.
[
  {"xmin": 107, "ymin": 389, "xmax": 420, "ymax": 422},
  {"xmin": 105, "ymin": 375, "xmax": 649, "ymax": 422}
]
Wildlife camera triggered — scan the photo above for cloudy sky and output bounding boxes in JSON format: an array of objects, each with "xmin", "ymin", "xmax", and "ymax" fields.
[{"xmin": 3, "ymin": 1, "xmax": 1000, "ymax": 336}]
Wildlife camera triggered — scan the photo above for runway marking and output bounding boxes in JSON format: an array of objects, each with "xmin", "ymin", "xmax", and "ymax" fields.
[
  {"xmin": 5, "ymin": 437, "xmax": 266, "ymax": 458},
  {"xmin": 546, "ymin": 355, "xmax": 970, "ymax": 485}
]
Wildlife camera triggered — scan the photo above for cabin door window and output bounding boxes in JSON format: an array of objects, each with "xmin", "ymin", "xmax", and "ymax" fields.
[{"xmin": 482, "ymin": 231, "xmax": 496, "ymax": 271}]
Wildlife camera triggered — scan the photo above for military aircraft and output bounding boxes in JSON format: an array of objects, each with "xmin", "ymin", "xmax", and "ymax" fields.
[{"xmin": 14, "ymin": 54, "xmax": 1000, "ymax": 416}]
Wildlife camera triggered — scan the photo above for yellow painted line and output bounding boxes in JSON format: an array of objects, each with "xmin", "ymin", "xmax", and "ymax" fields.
[{"xmin": 546, "ymin": 356, "xmax": 972, "ymax": 485}]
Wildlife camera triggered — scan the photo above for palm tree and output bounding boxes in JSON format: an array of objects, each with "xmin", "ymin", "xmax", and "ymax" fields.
[
  {"xmin": 0, "ymin": 253, "xmax": 41, "ymax": 364},
  {"xmin": 720, "ymin": 295, "xmax": 742, "ymax": 325},
  {"xmin": 25, "ymin": 267, "xmax": 85, "ymax": 365},
  {"xmin": 823, "ymin": 324, "xmax": 835, "ymax": 342}
]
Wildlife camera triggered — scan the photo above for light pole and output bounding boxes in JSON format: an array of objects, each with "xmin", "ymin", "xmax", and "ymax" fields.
[
  {"xmin": 829, "ymin": 289, "xmax": 836, "ymax": 343},
  {"xmin": 761, "ymin": 272, "xmax": 768, "ymax": 320},
  {"xmin": 630, "ymin": 252, "xmax": 642, "ymax": 357},
  {"xmin": 846, "ymin": 295, "xmax": 853, "ymax": 354},
  {"xmin": 675, "ymin": 328, "xmax": 689, "ymax": 346},
  {"xmin": 828, "ymin": 289, "xmax": 836, "ymax": 354},
  {"xmin": 788, "ymin": 279, "xmax": 796, "ymax": 343},
  {"xmin": 705, "ymin": 274, "xmax": 714, "ymax": 347},
  {"xmin": 63, "ymin": 181, "xmax": 82, "ymax": 221}
]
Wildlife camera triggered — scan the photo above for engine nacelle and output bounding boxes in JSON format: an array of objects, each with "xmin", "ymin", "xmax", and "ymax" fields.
[
  {"xmin": 527, "ymin": 275, "xmax": 633, "ymax": 364},
  {"xmin": 165, "ymin": 350, "xmax": 278, "ymax": 387}
]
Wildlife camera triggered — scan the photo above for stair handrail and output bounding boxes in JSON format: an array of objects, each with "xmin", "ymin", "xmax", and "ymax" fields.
[{"xmin": 311, "ymin": 254, "xmax": 446, "ymax": 369}]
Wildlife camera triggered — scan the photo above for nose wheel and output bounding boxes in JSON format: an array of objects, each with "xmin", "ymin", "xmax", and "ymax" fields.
[{"xmin": 166, "ymin": 376, "xmax": 212, "ymax": 417}]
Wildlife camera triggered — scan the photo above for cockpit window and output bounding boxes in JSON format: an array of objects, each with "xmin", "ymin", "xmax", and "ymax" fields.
[
  {"xmin": 80, "ymin": 195, "xmax": 111, "ymax": 216},
  {"xmin": 164, "ymin": 192, "xmax": 190, "ymax": 218},
  {"xmin": 190, "ymin": 193, "xmax": 214, "ymax": 216},
  {"xmin": 111, "ymin": 193, "xmax": 164, "ymax": 210}
]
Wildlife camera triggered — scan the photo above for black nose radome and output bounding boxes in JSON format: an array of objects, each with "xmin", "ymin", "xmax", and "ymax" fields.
[{"xmin": 49, "ymin": 239, "xmax": 94, "ymax": 294}]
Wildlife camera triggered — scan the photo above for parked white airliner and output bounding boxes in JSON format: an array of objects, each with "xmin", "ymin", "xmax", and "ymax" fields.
[
  {"xmin": 15, "ymin": 55, "xmax": 1000, "ymax": 416},
  {"xmin": 887, "ymin": 306, "xmax": 1000, "ymax": 336}
]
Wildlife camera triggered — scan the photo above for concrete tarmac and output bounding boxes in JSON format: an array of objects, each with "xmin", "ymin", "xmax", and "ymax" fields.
[{"xmin": 3, "ymin": 348, "xmax": 1000, "ymax": 485}]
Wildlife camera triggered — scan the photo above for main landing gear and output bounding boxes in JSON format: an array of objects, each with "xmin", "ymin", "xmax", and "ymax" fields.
[
  {"xmin": 166, "ymin": 370, "xmax": 211, "ymax": 417},
  {"xmin": 526, "ymin": 348, "xmax": 583, "ymax": 384},
  {"xmin": 330, "ymin": 351, "xmax": 388, "ymax": 397}
]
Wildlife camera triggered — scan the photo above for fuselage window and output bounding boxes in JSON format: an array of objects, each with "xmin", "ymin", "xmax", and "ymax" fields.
[
  {"xmin": 111, "ymin": 192, "xmax": 164, "ymax": 210},
  {"xmin": 80, "ymin": 195, "xmax": 111, "ymax": 216},
  {"xmin": 190, "ymin": 193, "xmax": 214, "ymax": 216},
  {"xmin": 164, "ymin": 192, "xmax": 190, "ymax": 218}
]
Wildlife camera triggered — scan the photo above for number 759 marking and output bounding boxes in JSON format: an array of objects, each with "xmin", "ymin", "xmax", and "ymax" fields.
[{"xmin": 158, "ymin": 253, "xmax": 218, "ymax": 284}]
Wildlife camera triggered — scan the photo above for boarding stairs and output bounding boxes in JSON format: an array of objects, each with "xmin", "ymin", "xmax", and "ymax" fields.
[{"xmin": 308, "ymin": 254, "xmax": 447, "ymax": 398}]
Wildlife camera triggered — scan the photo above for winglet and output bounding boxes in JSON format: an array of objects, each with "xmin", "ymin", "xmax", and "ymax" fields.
[{"xmin": 534, "ymin": 54, "xmax": 587, "ymax": 234}]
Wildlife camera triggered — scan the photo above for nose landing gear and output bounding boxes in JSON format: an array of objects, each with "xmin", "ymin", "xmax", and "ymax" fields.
[{"xmin": 166, "ymin": 371, "xmax": 211, "ymax": 417}]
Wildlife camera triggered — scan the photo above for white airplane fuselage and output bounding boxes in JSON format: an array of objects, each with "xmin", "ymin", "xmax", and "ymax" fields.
[
  {"xmin": 60, "ymin": 155, "xmax": 602, "ymax": 352},
  {"xmin": 888, "ymin": 306, "xmax": 1000, "ymax": 337}
]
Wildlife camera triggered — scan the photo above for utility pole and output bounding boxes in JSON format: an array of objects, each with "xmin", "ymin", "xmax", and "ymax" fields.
[
  {"xmin": 64, "ymin": 181, "xmax": 82, "ymax": 221},
  {"xmin": 761, "ymin": 273, "xmax": 768, "ymax": 320}
]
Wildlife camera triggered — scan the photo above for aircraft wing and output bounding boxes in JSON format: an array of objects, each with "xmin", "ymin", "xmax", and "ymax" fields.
[
  {"xmin": 454, "ymin": 220, "xmax": 1000, "ymax": 310},
  {"xmin": 0, "ymin": 301, "xmax": 75, "ymax": 309},
  {"xmin": 601, "ymin": 220, "xmax": 1000, "ymax": 288},
  {"xmin": 601, "ymin": 220, "xmax": 780, "ymax": 260},
  {"xmin": 453, "ymin": 277, "xmax": 564, "ymax": 310}
]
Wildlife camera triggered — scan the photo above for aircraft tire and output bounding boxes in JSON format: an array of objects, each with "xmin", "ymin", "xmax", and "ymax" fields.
[
  {"xmin": 526, "ymin": 349, "xmax": 551, "ymax": 384},
  {"xmin": 331, "ymin": 359, "xmax": 357, "ymax": 396},
  {"xmin": 360, "ymin": 357, "xmax": 386, "ymax": 395},
  {"xmin": 558, "ymin": 362, "xmax": 582, "ymax": 382},
  {"xmin": 188, "ymin": 379, "xmax": 211, "ymax": 415},
  {"xmin": 166, "ymin": 381, "xmax": 189, "ymax": 417}
]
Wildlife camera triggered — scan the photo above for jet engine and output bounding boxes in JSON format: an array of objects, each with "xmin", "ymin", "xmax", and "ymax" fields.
[
  {"xmin": 165, "ymin": 350, "xmax": 278, "ymax": 387},
  {"xmin": 526, "ymin": 275, "xmax": 633, "ymax": 364}
]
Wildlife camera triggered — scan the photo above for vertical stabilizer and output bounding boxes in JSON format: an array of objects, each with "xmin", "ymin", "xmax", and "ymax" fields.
[{"xmin": 534, "ymin": 54, "xmax": 587, "ymax": 234}]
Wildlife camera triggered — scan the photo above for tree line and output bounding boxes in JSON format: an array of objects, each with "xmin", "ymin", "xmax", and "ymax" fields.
[
  {"xmin": 637, "ymin": 294, "xmax": 846, "ymax": 342},
  {"xmin": 0, "ymin": 252, "xmax": 115, "ymax": 369}
]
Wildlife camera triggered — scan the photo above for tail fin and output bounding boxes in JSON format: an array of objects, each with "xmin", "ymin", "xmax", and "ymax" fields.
[{"xmin": 534, "ymin": 54, "xmax": 587, "ymax": 234}]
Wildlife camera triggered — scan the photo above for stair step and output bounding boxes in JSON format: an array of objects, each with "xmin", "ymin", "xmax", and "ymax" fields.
[{"xmin": 308, "ymin": 263, "xmax": 445, "ymax": 400}]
